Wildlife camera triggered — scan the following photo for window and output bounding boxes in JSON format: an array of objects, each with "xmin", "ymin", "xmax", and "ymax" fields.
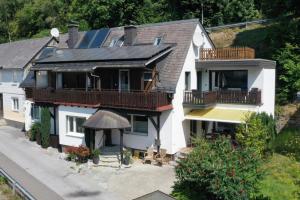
[
  {"xmin": 144, "ymin": 72, "xmax": 152, "ymax": 81},
  {"xmin": 154, "ymin": 37, "xmax": 163, "ymax": 46},
  {"xmin": 12, "ymin": 98, "xmax": 19, "ymax": 111},
  {"xmin": 126, "ymin": 115, "xmax": 148, "ymax": 136},
  {"xmin": 109, "ymin": 38, "xmax": 118, "ymax": 47},
  {"xmin": 109, "ymin": 36, "xmax": 124, "ymax": 47},
  {"xmin": 32, "ymin": 105, "xmax": 40, "ymax": 120},
  {"xmin": 210, "ymin": 70, "xmax": 248, "ymax": 90},
  {"xmin": 185, "ymin": 72, "xmax": 191, "ymax": 90},
  {"xmin": 67, "ymin": 116, "xmax": 86, "ymax": 135}
]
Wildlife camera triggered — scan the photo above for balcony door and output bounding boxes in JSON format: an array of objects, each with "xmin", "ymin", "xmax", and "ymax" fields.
[{"xmin": 119, "ymin": 70, "xmax": 130, "ymax": 91}]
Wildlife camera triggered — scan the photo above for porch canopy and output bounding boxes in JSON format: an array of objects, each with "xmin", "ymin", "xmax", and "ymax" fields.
[
  {"xmin": 185, "ymin": 108, "xmax": 254, "ymax": 124},
  {"xmin": 83, "ymin": 109, "xmax": 131, "ymax": 163}
]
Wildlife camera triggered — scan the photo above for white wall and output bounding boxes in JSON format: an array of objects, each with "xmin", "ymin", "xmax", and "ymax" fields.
[
  {"xmin": 259, "ymin": 68, "xmax": 275, "ymax": 115},
  {"xmin": 0, "ymin": 69, "xmax": 25, "ymax": 123},
  {"xmin": 110, "ymin": 110, "xmax": 173, "ymax": 153},
  {"xmin": 58, "ymin": 106, "xmax": 96, "ymax": 147},
  {"xmin": 171, "ymin": 24, "xmax": 213, "ymax": 154}
]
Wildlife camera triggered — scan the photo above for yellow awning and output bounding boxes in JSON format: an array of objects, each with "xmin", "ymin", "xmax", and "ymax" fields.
[{"xmin": 185, "ymin": 108, "xmax": 253, "ymax": 123}]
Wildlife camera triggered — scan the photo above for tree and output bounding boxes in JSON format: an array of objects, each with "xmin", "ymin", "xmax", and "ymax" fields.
[
  {"xmin": 40, "ymin": 107, "xmax": 51, "ymax": 148},
  {"xmin": 170, "ymin": 0, "xmax": 260, "ymax": 27},
  {"xmin": 173, "ymin": 137, "xmax": 263, "ymax": 200},
  {"xmin": 236, "ymin": 113, "xmax": 271, "ymax": 156},
  {"xmin": 275, "ymin": 43, "xmax": 300, "ymax": 104}
]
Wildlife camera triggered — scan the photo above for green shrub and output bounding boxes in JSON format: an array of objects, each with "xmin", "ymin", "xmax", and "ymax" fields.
[
  {"xmin": 271, "ymin": 128, "xmax": 300, "ymax": 161},
  {"xmin": 40, "ymin": 107, "xmax": 51, "ymax": 148},
  {"xmin": 29, "ymin": 122, "xmax": 41, "ymax": 141},
  {"xmin": 173, "ymin": 137, "xmax": 263, "ymax": 200},
  {"xmin": 0, "ymin": 176, "xmax": 7, "ymax": 185},
  {"xmin": 237, "ymin": 113, "xmax": 275, "ymax": 156}
]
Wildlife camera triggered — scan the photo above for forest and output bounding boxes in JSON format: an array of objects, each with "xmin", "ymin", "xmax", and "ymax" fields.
[{"xmin": 0, "ymin": 0, "xmax": 299, "ymax": 104}]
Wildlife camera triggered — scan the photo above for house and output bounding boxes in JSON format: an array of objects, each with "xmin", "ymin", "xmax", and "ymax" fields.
[
  {"xmin": 21, "ymin": 19, "xmax": 276, "ymax": 155},
  {"xmin": 0, "ymin": 38, "xmax": 59, "ymax": 128}
]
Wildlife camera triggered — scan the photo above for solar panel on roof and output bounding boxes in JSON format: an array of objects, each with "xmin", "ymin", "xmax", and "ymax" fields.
[
  {"xmin": 76, "ymin": 28, "xmax": 110, "ymax": 49},
  {"xmin": 77, "ymin": 30, "xmax": 97, "ymax": 49},
  {"xmin": 89, "ymin": 28, "xmax": 110, "ymax": 48}
]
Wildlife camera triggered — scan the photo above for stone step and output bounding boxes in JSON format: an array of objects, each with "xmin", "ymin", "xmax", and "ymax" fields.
[
  {"xmin": 95, "ymin": 161, "xmax": 121, "ymax": 168},
  {"xmin": 99, "ymin": 157, "xmax": 119, "ymax": 163}
]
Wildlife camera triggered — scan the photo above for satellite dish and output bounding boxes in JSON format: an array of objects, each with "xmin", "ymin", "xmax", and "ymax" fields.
[
  {"xmin": 192, "ymin": 30, "xmax": 202, "ymax": 47},
  {"xmin": 50, "ymin": 28, "xmax": 60, "ymax": 38}
]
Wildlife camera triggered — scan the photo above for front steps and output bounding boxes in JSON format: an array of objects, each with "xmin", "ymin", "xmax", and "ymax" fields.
[{"xmin": 96, "ymin": 146, "xmax": 121, "ymax": 168}]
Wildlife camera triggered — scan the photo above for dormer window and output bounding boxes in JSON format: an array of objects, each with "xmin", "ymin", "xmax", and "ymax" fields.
[
  {"xmin": 109, "ymin": 38, "xmax": 118, "ymax": 47},
  {"xmin": 154, "ymin": 37, "xmax": 163, "ymax": 46},
  {"xmin": 109, "ymin": 36, "xmax": 124, "ymax": 47}
]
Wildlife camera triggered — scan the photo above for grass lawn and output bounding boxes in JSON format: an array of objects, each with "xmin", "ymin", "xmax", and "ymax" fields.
[{"xmin": 258, "ymin": 154, "xmax": 300, "ymax": 200}]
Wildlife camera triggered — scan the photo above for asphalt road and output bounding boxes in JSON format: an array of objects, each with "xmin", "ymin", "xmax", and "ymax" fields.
[{"xmin": 0, "ymin": 152, "xmax": 64, "ymax": 200}]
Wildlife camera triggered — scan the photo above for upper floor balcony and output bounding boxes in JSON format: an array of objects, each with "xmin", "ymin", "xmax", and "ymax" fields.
[
  {"xmin": 26, "ymin": 67, "xmax": 173, "ymax": 111},
  {"xmin": 200, "ymin": 47, "xmax": 255, "ymax": 60},
  {"xmin": 31, "ymin": 88, "xmax": 172, "ymax": 111},
  {"xmin": 183, "ymin": 89, "xmax": 261, "ymax": 108}
]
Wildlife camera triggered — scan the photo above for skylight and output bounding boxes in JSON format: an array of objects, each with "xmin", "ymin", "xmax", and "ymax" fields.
[{"xmin": 154, "ymin": 37, "xmax": 163, "ymax": 46}]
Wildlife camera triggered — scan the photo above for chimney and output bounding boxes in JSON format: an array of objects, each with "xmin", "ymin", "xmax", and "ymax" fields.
[
  {"xmin": 124, "ymin": 25, "xmax": 137, "ymax": 46},
  {"xmin": 67, "ymin": 22, "xmax": 79, "ymax": 48}
]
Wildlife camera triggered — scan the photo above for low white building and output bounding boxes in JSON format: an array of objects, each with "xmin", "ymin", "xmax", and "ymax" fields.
[
  {"xmin": 22, "ymin": 19, "xmax": 276, "ymax": 155},
  {"xmin": 0, "ymin": 38, "xmax": 55, "ymax": 128}
]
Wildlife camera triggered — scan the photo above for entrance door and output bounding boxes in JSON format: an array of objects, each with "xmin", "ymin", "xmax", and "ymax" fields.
[
  {"xmin": 119, "ymin": 70, "xmax": 130, "ymax": 91},
  {"xmin": 0, "ymin": 94, "xmax": 3, "ymax": 118},
  {"xmin": 104, "ymin": 129, "xmax": 112, "ymax": 146}
]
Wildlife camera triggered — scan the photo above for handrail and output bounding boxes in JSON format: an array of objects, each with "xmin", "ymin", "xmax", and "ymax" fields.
[
  {"xmin": 183, "ymin": 90, "xmax": 261, "ymax": 105},
  {"xmin": 200, "ymin": 47, "xmax": 255, "ymax": 60},
  {"xmin": 0, "ymin": 168, "xmax": 36, "ymax": 200},
  {"xmin": 32, "ymin": 88, "xmax": 171, "ymax": 111}
]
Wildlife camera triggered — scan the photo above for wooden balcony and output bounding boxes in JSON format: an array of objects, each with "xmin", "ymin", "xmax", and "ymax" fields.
[
  {"xmin": 32, "ymin": 88, "xmax": 172, "ymax": 111},
  {"xmin": 200, "ymin": 47, "xmax": 255, "ymax": 60},
  {"xmin": 183, "ymin": 90, "xmax": 261, "ymax": 107}
]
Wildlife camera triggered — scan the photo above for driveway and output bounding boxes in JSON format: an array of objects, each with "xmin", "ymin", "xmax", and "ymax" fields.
[{"xmin": 0, "ymin": 126, "xmax": 175, "ymax": 200}]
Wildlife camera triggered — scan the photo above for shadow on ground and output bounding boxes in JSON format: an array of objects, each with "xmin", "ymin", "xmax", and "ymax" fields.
[{"xmin": 66, "ymin": 190, "xmax": 101, "ymax": 198}]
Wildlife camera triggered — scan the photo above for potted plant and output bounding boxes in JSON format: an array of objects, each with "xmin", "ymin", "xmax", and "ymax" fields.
[
  {"xmin": 76, "ymin": 145, "xmax": 90, "ymax": 163},
  {"xmin": 92, "ymin": 149, "xmax": 100, "ymax": 164},
  {"xmin": 123, "ymin": 149, "xmax": 132, "ymax": 165}
]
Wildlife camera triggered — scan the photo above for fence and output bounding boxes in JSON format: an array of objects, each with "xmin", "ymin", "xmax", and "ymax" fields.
[{"xmin": 0, "ymin": 168, "xmax": 36, "ymax": 200}]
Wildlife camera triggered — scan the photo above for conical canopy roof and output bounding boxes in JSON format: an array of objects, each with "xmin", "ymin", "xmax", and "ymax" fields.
[{"xmin": 83, "ymin": 110, "xmax": 131, "ymax": 130}]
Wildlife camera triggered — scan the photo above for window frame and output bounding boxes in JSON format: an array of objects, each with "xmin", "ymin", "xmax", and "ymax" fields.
[
  {"xmin": 32, "ymin": 105, "xmax": 41, "ymax": 120},
  {"xmin": 125, "ymin": 115, "xmax": 148, "ymax": 136},
  {"xmin": 11, "ymin": 97, "xmax": 19, "ymax": 112},
  {"xmin": 66, "ymin": 115, "xmax": 86, "ymax": 137},
  {"xmin": 143, "ymin": 72, "xmax": 153, "ymax": 82}
]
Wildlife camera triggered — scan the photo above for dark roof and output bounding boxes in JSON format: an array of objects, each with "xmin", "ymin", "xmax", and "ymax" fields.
[
  {"xmin": 196, "ymin": 59, "xmax": 276, "ymax": 69},
  {"xmin": 32, "ymin": 60, "xmax": 150, "ymax": 72},
  {"xmin": 102, "ymin": 19, "xmax": 202, "ymax": 89},
  {"xmin": 133, "ymin": 190, "xmax": 175, "ymax": 200},
  {"xmin": 19, "ymin": 71, "xmax": 35, "ymax": 88},
  {"xmin": 83, "ymin": 110, "xmax": 131, "ymax": 130},
  {"xmin": 0, "ymin": 37, "xmax": 51, "ymax": 69},
  {"xmin": 35, "ymin": 45, "xmax": 172, "ymax": 63}
]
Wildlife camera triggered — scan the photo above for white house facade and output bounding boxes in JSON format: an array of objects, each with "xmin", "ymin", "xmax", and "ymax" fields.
[{"xmin": 22, "ymin": 19, "xmax": 276, "ymax": 155}]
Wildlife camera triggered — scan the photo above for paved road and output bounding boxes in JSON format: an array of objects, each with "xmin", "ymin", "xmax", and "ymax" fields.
[
  {"xmin": 0, "ymin": 126, "xmax": 121, "ymax": 200},
  {"xmin": 0, "ymin": 152, "xmax": 64, "ymax": 200}
]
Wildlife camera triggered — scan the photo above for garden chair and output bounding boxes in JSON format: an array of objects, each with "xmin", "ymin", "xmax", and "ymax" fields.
[
  {"xmin": 155, "ymin": 148, "xmax": 167, "ymax": 166},
  {"xmin": 143, "ymin": 147, "xmax": 154, "ymax": 164}
]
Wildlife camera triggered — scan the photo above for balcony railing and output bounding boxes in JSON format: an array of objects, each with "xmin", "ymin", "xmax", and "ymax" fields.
[
  {"xmin": 183, "ymin": 90, "xmax": 261, "ymax": 106},
  {"xmin": 32, "ymin": 88, "xmax": 172, "ymax": 111},
  {"xmin": 200, "ymin": 47, "xmax": 255, "ymax": 60}
]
